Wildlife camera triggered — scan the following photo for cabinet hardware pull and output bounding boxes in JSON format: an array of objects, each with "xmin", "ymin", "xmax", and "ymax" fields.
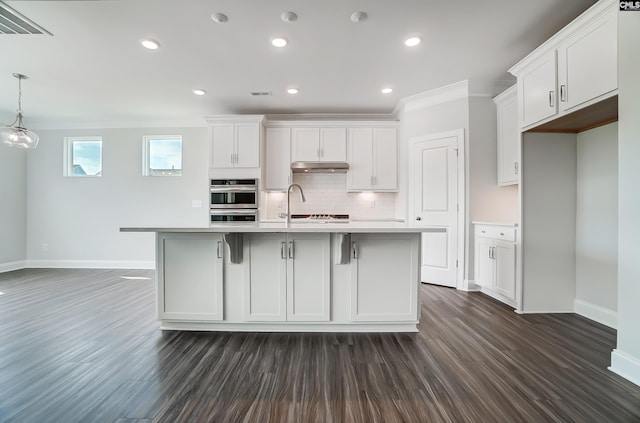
[
  {"xmin": 549, "ymin": 91, "xmax": 555, "ymax": 108},
  {"xmin": 352, "ymin": 242, "xmax": 358, "ymax": 259},
  {"xmin": 281, "ymin": 242, "xmax": 286, "ymax": 260},
  {"xmin": 514, "ymin": 162, "xmax": 519, "ymax": 175},
  {"xmin": 416, "ymin": 216, "xmax": 422, "ymax": 221},
  {"xmin": 488, "ymin": 247, "xmax": 492, "ymax": 259},
  {"xmin": 217, "ymin": 241, "xmax": 223, "ymax": 259},
  {"xmin": 500, "ymin": 232, "xmax": 504, "ymax": 236},
  {"xmin": 560, "ymin": 84, "xmax": 566, "ymax": 102},
  {"xmin": 288, "ymin": 241, "xmax": 295, "ymax": 259}
]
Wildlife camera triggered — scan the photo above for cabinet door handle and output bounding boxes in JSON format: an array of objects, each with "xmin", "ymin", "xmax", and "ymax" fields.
[
  {"xmin": 560, "ymin": 84, "xmax": 566, "ymax": 102},
  {"xmin": 549, "ymin": 90, "xmax": 555, "ymax": 108},
  {"xmin": 352, "ymin": 242, "xmax": 358, "ymax": 259},
  {"xmin": 217, "ymin": 241, "xmax": 223, "ymax": 259},
  {"xmin": 288, "ymin": 241, "xmax": 295, "ymax": 259},
  {"xmin": 514, "ymin": 162, "xmax": 519, "ymax": 175},
  {"xmin": 488, "ymin": 247, "xmax": 492, "ymax": 259},
  {"xmin": 281, "ymin": 242, "xmax": 287, "ymax": 260}
]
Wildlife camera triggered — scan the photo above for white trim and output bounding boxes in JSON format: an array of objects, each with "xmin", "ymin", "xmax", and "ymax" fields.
[
  {"xmin": 0, "ymin": 260, "xmax": 27, "ymax": 273},
  {"xmin": 394, "ymin": 80, "xmax": 468, "ymax": 115},
  {"xmin": 264, "ymin": 113, "xmax": 398, "ymax": 123},
  {"xmin": 509, "ymin": 0, "xmax": 617, "ymax": 76},
  {"xmin": 204, "ymin": 115, "xmax": 265, "ymax": 124},
  {"xmin": 460, "ymin": 279, "xmax": 480, "ymax": 292},
  {"xmin": 574, "ymin": 299, "xmax": 617, "ymax": 329},
  {"xmin": 479, "ymin": 287, "xmax": 517, "ymax": 309},
  {"xmin": 63, "ymin": 136, "xmax": 103, "ymax": 177},
  {"xmin": 25, "ymin": 260, "xmax": 155, "ymax": 269},
  {"xmin": 609, "ymin": 349, "xmax": 640, "ymax": 387},
  {"xmin": 31, "ymin": 118, "xmax": 208, "ymax": 130},
  {"xmin": 265, "ymin": 119, "xmax": 399, "ymax": 128},
  {"xmin": 142, "ymin": 134, "xmax": 183, "ymax": 177},
  {"xmin": 160, "ymin": 321, "xmax": 418, "ymax": 333}
]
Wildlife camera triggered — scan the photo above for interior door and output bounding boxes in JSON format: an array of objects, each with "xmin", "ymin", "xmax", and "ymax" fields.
[{"xmin": 412, "ymin": 131, "xmax": 461, "ymax": 288}]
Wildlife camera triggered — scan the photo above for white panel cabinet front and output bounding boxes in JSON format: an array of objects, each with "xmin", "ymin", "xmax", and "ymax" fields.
[
  {"xmin": 557, "ymin": 6, "xmax": 617, "ymax": 113},
  {"xmin": 265, "ymin": 127, "xmax": 291, "ymax": 191},
  {"xmin": 350, "ymin": 234, "xmax": 419, "ymax": 321},
  {"xmin": 291, "ymin": 127, "xmax": 346, "ymax": 162},
  {"xmin": 209, "ymin": 122, "xmax": 260, "ymax": 169},
  {"xmin": 519, "ymin": 51, "xmax": 558, "ymax": 128},
  {"xmin": 474, "ymin": 224, "xmax": 517, "ymax": 305},
  {"xmin": 159, "ymin": 233, "xmax": 224, "ymax": 321},
  {"xmin": 494, "ymin": 86, "xmax": 519, "ymax": 186},
  {"xmin": 244, "ymin": 233, "xmax": 330, "ymax": 322},
  {"xmin": 347, "ymin": 127, "xmax": 397, "ymax": 191}
]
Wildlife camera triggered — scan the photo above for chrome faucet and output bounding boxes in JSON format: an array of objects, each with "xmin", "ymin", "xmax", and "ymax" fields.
[{"xmin": 285, "ymin": 183, "xmax": 306, "ymax": 224}]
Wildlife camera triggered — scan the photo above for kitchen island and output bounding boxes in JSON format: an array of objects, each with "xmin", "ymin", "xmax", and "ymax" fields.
[{"xmin": 121, "ymin": 222, "xmax": 427, "ymax": 332}]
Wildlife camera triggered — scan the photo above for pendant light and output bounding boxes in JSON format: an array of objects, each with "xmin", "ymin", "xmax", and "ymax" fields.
[{"xmin": 1, "ymin": 73, "xmax": 39, "ymax": 149}]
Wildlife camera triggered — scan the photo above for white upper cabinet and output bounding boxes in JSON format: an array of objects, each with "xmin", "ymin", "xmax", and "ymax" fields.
[
  {"xmin": 494, "ymin": 86, "xmax": 519, "ymax": 186},
  {"xmin": 265, "ymin": 127, "xmax": 291, "ymax": 191},
  {"xmin": 557, "ymin": 6, "xmax": 617, "ymax": 113},
  {"xmin": 510, "ymin": 0, "xmax": 617, "ymax": 131},
  {"xmin": 208, "ymin": 117, "xmax": 262, "ymax": 169},
  {"xmin": 291, "ymin": 127, "xmax": 346, "ymax": 162},
  {"xmin": 518, "ymin": 51, "xmax": 558, "ymax": 128},
  {"xmin": 347, "ymin": 127, "xmax": 397, "ymax": 191}
]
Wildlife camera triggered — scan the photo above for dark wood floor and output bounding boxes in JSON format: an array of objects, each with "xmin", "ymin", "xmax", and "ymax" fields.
[{"xmin": 0, "ymin": 269, "xmax": 639, "ymax": 423}]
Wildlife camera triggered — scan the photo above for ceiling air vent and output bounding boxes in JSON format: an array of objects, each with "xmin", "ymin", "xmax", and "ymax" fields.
[
  {"xmin": 0, "ymin": 1, "xmax": 52, "ymax": 35},
  {"xmin": 250, "ymin": 91, "xmax": 272, "ymax": 96}
]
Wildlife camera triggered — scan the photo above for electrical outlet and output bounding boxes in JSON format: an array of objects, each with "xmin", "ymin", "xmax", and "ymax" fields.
[
  {"xmin": 41, "ymin": 243, "xmax": 48, "ymax": 251},
  {"xmin": 191, "ymin": 200, "xmax": 203, "ymax": 208},
  {"xmin": 370, "ymin": 199, "xmax": 375, "ymax": 208}
]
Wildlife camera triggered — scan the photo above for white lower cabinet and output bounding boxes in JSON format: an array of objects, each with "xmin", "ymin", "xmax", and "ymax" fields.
[
  {"xmin": 244, "ymin": 233, "xmax": 330, "ymax": 322},
  {"xmin": 350, "ymin": 234, "xmax": 419, "ymax": 321},
  {"xmin": 158, "ymin": 233, "xmax": 224, "ymax": 321},
  {"xmin": 474, "ymin": 224, "xmax": 517, "ymax": 304}
]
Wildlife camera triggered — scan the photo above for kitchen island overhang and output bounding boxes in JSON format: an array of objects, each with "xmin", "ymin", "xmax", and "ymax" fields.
[{"xmin": 121, "ymin": 223, "xmax": 428, "ymax": 333}]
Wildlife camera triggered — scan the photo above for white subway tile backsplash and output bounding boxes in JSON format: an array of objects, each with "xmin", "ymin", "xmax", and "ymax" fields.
[{"xmin": 263, "ymin": 174, "xmax": 396, "ymax": 220}]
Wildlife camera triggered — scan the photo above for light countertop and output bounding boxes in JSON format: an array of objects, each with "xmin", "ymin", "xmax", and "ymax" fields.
[{"xmin": 120, "ymin": 221, "xmax": 432, "ymax": 234}]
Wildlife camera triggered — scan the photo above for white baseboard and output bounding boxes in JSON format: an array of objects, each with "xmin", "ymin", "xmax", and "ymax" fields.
[
  {"xmin": 0, "ymin": 260, "xmax": 27, "ymax": 273},
  {"xmin": 25, "ymin": 259, "xmax": 155, "ymax": 270},
  {"xmin": 610, "ymin": 349, "xmax": 640, "ymax": 387},
  {"xmin": 459, "ymin": 279, "xmax": 480, "ymax": 292},
  {"xmin": 479, "ymin": 286, "xmax": 517, "ymax": 308},
  {"xmin": 574, "ymin": 299, "xmax": 617, "ymax": 329}
]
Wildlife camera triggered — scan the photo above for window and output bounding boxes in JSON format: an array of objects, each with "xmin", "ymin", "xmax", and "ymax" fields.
[
  {"xmin": 63, "ymin": 137, "xmax": 102, "ymax": 177},
  {"xmin": 143, "ymin": 135, "xmax": 182, "ymax": 176}
]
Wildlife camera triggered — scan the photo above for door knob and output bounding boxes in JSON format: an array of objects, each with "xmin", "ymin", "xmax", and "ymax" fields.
[{"xmin": 416, "ymin": 217, "xmax": 422, "ymax": 221}]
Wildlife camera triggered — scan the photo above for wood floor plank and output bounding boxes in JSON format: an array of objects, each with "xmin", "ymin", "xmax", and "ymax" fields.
[{"xmin": 1, "ymin": 268, "xmax": 639, "ymax": 422}]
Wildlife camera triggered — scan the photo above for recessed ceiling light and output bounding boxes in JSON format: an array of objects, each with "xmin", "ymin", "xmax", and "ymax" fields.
[
  {"xmin": 281, "ymin": 12, "xmax": 298, "ymax": 23},
  {"xmin": 271, "ymin": 37, "xmax": 288, "ymax": 48},
  {"xmin": 140, "ymin": 39, "xmax": 160, "ymax": 50},
  {"xmin": 211, "ymin": 13, "xmax": 228, "ymax": 23},
  {"xmin": 351, "ymin": 11, "xmax": 368, "ymax": 23},
  {"xmin": 192, "ymin": 89, "xmax": 206, "ymax": 96},
  {"xmin": 287, "ymin": 88, "xmax": 299, "ymax": 94},
  {"xmin": 404, "ymin": 36, "xmax": 422, "ymax": 47},
  {"xmin": 381, "ymin": 88, "xmax": 393, "ymax": 94}
]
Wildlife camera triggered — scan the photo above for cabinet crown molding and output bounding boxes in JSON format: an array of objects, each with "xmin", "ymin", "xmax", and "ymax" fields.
[{"xmin": 508, "ymin": 0, "xmax": 616, "ymax": 77}]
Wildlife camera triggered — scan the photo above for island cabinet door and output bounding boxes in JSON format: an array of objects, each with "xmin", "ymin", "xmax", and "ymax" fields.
[
  {"xmin": 158, "ymin": 233, "xmax": 224, "ymax": 321},
  {"xmin": 350, "ymin": 234, "xmax": 419, "ymax": 322},
  {"xmin": 243, "ymin": 234, "xmax": 287, "ymax": 321},
  {"xmin": 286, "ymin": 233, "xmax": 331, "ymax": 322}
]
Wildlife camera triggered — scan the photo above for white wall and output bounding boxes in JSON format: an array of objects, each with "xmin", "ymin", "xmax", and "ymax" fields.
[
  {"xmin": 575, "ymin": 123, "xmax": 618, "ymax": 324},
  {"xmin": 521, "ymin": 132, "xmax": 576, "ymax": 312},
  {"xmin": 0, "ymin": 143, "xmax": 27, "ymax": 270},
  {"xmin": 25, "ymin": 127, "xmax": 209, "ymax": 268},
  {"xmin": 468, "ymin": 96, "xmax": 519, "ymax": 223},
  {"xmin": 610, "ymin": 10, "xmax": 640, "ymax": 387}
]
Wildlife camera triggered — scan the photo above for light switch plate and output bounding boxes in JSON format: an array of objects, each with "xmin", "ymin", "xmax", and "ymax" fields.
[{"xmin": 191, "ymin": 200, "xmax": 203, "ymax": 208}]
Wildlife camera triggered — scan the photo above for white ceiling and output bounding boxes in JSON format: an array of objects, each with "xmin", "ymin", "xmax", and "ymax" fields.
[{"xmin": 0, "ymin": 0, "xmax": 597, "ymax": 127}]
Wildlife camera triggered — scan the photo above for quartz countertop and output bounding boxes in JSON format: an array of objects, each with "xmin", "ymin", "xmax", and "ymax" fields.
[{"xmin": 120, "ymin": 221, "xmax": 430, "ymax": 234}]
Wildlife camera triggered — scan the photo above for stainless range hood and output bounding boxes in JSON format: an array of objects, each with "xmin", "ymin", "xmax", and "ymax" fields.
[{"xmin": 291, "ymin": 162, "xmax": 349, "ymax": 173}]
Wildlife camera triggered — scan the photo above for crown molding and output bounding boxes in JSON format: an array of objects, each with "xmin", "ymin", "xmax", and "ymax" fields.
[{"xmin": 394, "ymin": 80, "xmax": 469, "ymax": 115}]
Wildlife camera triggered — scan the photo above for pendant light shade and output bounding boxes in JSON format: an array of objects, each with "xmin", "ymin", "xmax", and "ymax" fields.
[{"xmin": 1, "ymin": 73, "xmax": 39, "ymax": 149}]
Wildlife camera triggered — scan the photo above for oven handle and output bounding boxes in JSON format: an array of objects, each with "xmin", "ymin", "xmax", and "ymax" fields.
[
  {"xmin": 209, "ymin": 209, "xmax": 258, "ymax": 216},
  {"xmin": 210, "ymin": 186, "xmax": 257, "ymax": 193}
]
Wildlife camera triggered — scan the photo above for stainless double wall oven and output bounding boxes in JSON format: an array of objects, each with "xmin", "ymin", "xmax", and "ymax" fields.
[{"xmin": 209, "ymin": 178, "xmax": 258, "ymax": 223}]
